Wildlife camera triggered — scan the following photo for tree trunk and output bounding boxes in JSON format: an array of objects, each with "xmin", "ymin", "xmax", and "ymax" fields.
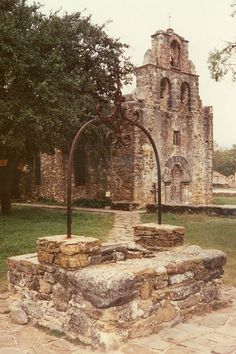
[
  {"xmin": 1, "ymin": 193, "xmax": 11, "ymax": 215},
  {"xmin": 0, "ymin": 158, "xmax": 18, "ymax": 216}
]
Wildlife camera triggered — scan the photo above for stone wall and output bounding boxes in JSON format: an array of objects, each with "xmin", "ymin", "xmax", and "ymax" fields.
[
  {"xmin": 26, "ymin": 28, "xmax": 213, "ymax": 207},
  {"xmin": 213, "ymin": 171, "xmax": 236, "ymax": 188},
  {"xmin": 146, "ymin": 203, "xmax": 236, "ymax": 217},
  {"xmin": 34, "ymin": 148, "xmax": 109, "ymax": 203},
  {"xmin": 8, "ymin": 224, "xmax": 226, "ymax": 350},
  {"xmin": 131, "ymin": 28, "xmax": 213, "ymax": 205}
]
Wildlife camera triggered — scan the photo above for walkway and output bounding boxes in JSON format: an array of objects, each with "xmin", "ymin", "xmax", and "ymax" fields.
[{"xmin": 108, "ymin": 211, "xmax": 141, "ymax": 243}]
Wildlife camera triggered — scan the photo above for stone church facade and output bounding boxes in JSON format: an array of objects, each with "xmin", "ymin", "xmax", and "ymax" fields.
[{"xmin": 28, "ymin": 29, "xmax": 213, "ymax": 206}]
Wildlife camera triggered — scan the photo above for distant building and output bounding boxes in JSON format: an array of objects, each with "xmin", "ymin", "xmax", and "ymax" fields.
[
  {"xmin": 24, "ymin": 29, "xmax": 214, "ymax": 206},
  {"xmin": 213, "ymin": 171, "xmax": 236, "ymax": 188}
]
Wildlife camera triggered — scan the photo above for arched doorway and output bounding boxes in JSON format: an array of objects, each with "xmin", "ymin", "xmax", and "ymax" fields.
[
  {"xmin": 163, "ymin": 155, "xmax": 192, "ymax": 205},
  {"xmin": 170, "ymin": 164, "xmax": 183, "ymax": 203}
]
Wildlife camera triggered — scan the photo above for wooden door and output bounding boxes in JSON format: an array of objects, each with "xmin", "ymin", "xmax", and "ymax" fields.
[{"xmin": 170, "ymin": 164, "xmax": 182, "ymax": 203}]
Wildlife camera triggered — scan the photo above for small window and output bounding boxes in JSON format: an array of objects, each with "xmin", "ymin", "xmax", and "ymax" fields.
[
  {"xmin": 181, "ymin": 82, "xmax": 191, "ymax": 110},
  {"xmin": 74, "ymin": 145, "xmax": 87, "ymax": 186},
  {"xmin": 170, "ymin": 40, "xmax": 181, "ymax": 68},
  {"xmin": 160, "ymin": 77, "xmax": 171, "ymax": 109},
  {"xmin": 173, "ymin": 131, "xmax": 181, "ymax": 145}
]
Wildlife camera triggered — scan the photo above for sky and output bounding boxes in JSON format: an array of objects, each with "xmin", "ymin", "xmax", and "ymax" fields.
[{"xmin": 37, "ymin": 0, "xmax": 236, "ymax": 147}]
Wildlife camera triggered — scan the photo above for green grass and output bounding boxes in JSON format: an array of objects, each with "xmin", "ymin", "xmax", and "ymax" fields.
[
  {"xmin": 213, "ymin": 195, "xmax": 236, "ymax": 205},
  {"xmin": 0, "ymin": 206, "xmax": 114, "ymax": 292},
  {"xmin": 142, "ymin": 212, "xmax": 236, "ymax": 287},
  {"xmin": 1, "ymin": 207, "xmax": 236, "ymax": 292}
]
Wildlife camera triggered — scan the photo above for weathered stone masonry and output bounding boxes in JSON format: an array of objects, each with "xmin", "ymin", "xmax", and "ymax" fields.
[
  {"xmin": 8, "ymin": 224, "xmax": 226, "ymax": 350},
  {"xmin": 113, "ymin": 28, "xmax": 213, "ymax": 206},
  {"xmin": 29, "ymin": 28, "xmax": 213, "ymax": 206}
]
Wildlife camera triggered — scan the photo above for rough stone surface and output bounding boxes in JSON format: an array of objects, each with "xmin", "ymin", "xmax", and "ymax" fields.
[
  {"xmin": 24, "ymin": 28, "xmax": 212, "ymax": 207},
  {"xmin": 0, "ymin": 299, "xmax": 10, "ymax": 314},
  {"xmin": 3, "ymin": 209, "xmax": 234, "ymax": 353},
  {"xmin": 8, "ymin": 244, "xmax": 227, "ymax": 349},
  {"xmin": 9, "ymin": 300, "xmax": 28, "ymax": 325},
  {"xmin": 37, "ymin": 235, "xmax": 102, "ymax": 269},
  {"xmin": 134, "ymin": 223, "xmax": 184, "ymax": 250}
]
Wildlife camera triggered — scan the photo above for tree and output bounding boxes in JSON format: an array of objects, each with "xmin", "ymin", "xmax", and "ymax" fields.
[
  {"xmin": 213, "ymin": 144, "xmax": 236, "ymax": 176},
  {"xmin": 0, "ymin": 0, "xmax": 133, "ymax": 215},
  {"xmin": 208, "ymin": 3, "xmax": 236, "ymax": 81}
]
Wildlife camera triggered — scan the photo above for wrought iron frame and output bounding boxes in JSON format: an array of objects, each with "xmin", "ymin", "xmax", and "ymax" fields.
[{"xmin": 66, "ymin": 83, "xmax": 162, "ymax": 238}]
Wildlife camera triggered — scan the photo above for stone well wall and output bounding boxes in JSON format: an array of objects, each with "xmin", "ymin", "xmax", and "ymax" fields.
[{"xmin": 7, "ymin": 224, "xmax": 226, "ymax": 350}]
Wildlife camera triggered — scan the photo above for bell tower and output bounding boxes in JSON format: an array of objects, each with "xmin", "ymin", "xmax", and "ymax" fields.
[{"xmin": 131, "ymin": 28, "xmax": 213, "ymax": 205}]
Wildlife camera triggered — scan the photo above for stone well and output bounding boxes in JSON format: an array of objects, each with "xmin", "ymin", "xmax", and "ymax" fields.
[{"xmin": 7, "ymin": 223, "xmax": 227, "ymax": 350}]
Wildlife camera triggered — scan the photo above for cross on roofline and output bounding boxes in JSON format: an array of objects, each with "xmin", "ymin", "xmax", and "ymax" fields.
[{"xmin": 168, "ymin": 13, "xmax": 172, "ymax": 28}]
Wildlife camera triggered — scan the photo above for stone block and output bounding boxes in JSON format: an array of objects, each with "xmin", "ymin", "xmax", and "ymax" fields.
[
  {"xmin": 37, "ymin": 235, "xmax": 101, "ymax": 268},
  {"xmin": 52, "ymin": 283, "xmax": 71, "ymax": 311},
  {"xmin": 70, "ymin": 266, "xmax": 137, "ymax": 309},
  {"xmin": 89, "ymin": 254, "xmax": 102, "ymax": 265},
  {"xmin": 201, "ymin": 282, "xmax": 220, "ymax": 303},
  {"xmin": 126, "ymin": 250, "xmax": 142, "ymax": 259},
  {"xmin": 39, "ymin": 279, "xmax": 52, "ymax": 294},
  {"xmin": 101, "ymin": 254, "xmax": 116, "ymax": 263},
  {"xmin": 43, "ymin": 272, "xmax": 55, "ymax": 284},
  {"xmin": 59, "ymin": 237, "xmax": 101, "ymax": 255},
  {"xmin": 9, "ymin": 300, "xmax": 28, "ymax": 325},
  {"xmin": 140, "ymin": 281, "xmax": 153, "ymax": 300},
  {"xmin": 169, "ymin": 271, "xmax": 194, "ymax": 285},
  {"xmin": 170, "ymin": 281, "xmax": 202, "ymax": 301},
  {"xmin": 177, "ymin": 293, "xmax": 201, "ymax": 309},
  {"xmin": 134, "ymin": 223, "xmax": 184, "ymax": 250},
  {"xmin": 38, "ymin": 235, "xmax": 101, "ymax": 253},
  {"xmin": 8, "ymin": 253, "xmax": 40, "ymax": 274},
  {"xmin": 38, "ymin": 250, "xmax": 55, "ymax": 265},
  {"xmin": 59, "ymin": 253, "xmax": 90, "ymax": 269}
]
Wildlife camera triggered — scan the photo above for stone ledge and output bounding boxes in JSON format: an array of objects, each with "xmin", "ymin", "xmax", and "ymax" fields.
[
  {"xmin": 37, "ymin": 235, "xmax": 102, "ymax": 269},
  {"xmin": 37, "ymin": 235, "xmax": 101, "ymax": 254},
  {"xmin": 37, "ymin": 235, "xmax": 156, "ymax": 269},
  {"xmin": 146, "ymin": 203, "xmax": 236, "ymax": 216},
  {"xmin": 134, "ymin": 223, "xmax": 185, "ymax": 250}
]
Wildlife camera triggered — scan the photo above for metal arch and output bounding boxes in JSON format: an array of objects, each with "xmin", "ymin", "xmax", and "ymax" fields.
[
  {"xmin": 67, "ymin": 117, "xmax": 101, "ymax": 238},
  {"xmin": 134, "ymin": 121, "xmax": 162, "ymax": 224},
  {"xmin": 66, "ymin": 117, "xmax": 162, "ymax": 239}
]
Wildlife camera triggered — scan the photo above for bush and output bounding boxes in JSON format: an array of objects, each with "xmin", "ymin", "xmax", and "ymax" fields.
[{"xmin": 72, "ymin": 198, "xmax": 111, "ymax": 208}]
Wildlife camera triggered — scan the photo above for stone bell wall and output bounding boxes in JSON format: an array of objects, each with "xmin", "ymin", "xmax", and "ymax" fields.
[
  {"xmin": 8, "ymin": 224, "xmax": 226, "ymax": 350},
  {"xmin": 23, "ymin": 28, "xmax": 213, "ymax": 208},
  {"xmin": 131, "ymin": 28, "xmax": 213, "ymax": 205}
]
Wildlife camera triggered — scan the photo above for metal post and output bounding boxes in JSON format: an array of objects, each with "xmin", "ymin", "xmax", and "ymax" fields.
[
  {"xmin": 67, "ymin": 118, "xmax": 101, "ymax": 238},
  {"xmin": 134, "ymin": 122, "xmax": 162, "ymax": 224}
]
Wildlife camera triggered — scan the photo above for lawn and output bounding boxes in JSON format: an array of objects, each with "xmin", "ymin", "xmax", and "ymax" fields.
[
  {"xmin": 142, "ymin": 212, "xmax": 236, "ymax": 287},
  {"xmin": 1, "ymin": 207, "xmax": 236, "ymax": 292},
  {"xmin": 0, "ymin": 206, "xmax": 114, "ymax": 292},
  {"xmin": 213, "ymin": 195, "xmax": 236, "ymax": 205}
]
